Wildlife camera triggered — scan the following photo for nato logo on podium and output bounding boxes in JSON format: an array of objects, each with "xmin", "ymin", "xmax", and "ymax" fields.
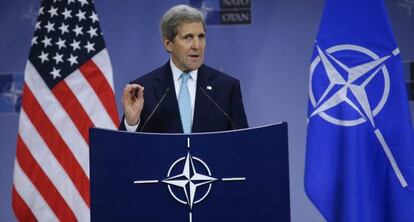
[
  {"xmin": 133, "ymin": 138, "xmax": 246, "ymax": 222},
  {"xmin": 90, "ymin": 123, "xmax": 290, "ymax": 221}
]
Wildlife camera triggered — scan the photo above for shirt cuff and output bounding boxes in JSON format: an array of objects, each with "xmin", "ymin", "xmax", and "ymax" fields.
[{"xmin": 124, "ymin": 118, "xmax": 140, "ymax": 132}]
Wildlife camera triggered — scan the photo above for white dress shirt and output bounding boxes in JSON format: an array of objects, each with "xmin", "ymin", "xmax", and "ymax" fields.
[{"xmin": 125, "ymin": 59, "xmax": 198, "ymax": 132}]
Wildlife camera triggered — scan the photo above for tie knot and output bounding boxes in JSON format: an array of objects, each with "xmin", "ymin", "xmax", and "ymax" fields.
[{"xmin": 180, "ymin": 73, "xmax": 190, "ymax": 84}]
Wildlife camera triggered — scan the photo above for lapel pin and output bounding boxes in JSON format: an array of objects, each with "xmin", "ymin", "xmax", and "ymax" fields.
[{"xmin": 206, "ymin": 86, "xmax": 212, "ymax": 90}]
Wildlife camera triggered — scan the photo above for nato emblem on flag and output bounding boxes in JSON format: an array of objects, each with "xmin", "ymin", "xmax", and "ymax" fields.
[{"xmin": 305, "ymin": 0, "xmax": 414, "ymax": 221}]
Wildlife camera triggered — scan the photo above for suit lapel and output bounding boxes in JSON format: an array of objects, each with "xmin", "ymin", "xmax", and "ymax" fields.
[
  {"xmin": 154, "ymin": 62, "xmax": 183, "ymax": 133},
  {"xmin": 193, "ymin": 65, "xmax": 215, "ymax": 132}
]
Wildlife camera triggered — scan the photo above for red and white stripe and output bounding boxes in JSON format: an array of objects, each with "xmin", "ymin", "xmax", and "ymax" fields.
[{"xmin": 12, "ymin": 51, "xmax": 119, "ymax": 221}]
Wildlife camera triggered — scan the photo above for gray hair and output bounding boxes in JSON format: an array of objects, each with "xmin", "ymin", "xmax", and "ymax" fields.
[{"xmin": 160, "ymin": 5, "xmax": 206, "ymax": 41}]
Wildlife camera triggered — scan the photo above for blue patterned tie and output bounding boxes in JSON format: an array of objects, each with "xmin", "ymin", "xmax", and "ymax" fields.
[{"xmin": 178, "ymin": 73, "xmax": 192, "ymax": 133}]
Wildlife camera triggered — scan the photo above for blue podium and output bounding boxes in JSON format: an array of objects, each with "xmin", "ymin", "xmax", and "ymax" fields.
[{"xmin": 90, "ymin": 123, "xmax": 290, "ymax": 222}]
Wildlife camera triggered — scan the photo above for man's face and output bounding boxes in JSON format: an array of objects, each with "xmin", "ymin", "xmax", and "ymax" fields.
[{"xmin": 164, "ymin": 21, "xmax": 206, "ymax": 72}]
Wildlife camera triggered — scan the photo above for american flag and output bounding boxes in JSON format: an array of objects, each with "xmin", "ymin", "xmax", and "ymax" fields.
[{"xmin": 12, "ymin": 0, "xmax": 119, "ymax": 221}]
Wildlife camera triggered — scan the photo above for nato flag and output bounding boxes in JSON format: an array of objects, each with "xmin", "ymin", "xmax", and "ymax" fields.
[{"xmin": 305, "ymin": 0, "xmax": 414, "ymax": 221}]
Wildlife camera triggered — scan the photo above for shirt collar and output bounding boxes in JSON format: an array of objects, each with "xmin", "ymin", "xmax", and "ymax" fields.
[{"xmin": 170, "ymin": 59, "xmax": 198, "ymax": 82}]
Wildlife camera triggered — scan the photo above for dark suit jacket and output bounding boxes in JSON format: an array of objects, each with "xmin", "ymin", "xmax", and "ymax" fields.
[{"xmin": 119, "ymin": 62, "xmax": 248, "ymax": 133}]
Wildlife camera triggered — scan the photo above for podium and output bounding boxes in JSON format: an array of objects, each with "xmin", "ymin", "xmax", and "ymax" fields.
[{"xmin": 90, "ymin": 123, "xmax": 290, "ymax": 222}]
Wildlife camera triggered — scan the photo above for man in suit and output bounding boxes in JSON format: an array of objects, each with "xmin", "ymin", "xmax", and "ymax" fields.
[{"xmin": 119, "ymin": 4, "xmax": 248, "ymax": 133}]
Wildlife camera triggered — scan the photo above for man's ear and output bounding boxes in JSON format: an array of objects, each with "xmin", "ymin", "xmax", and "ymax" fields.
[{"xmin": 163, "ymin": 37, "xmax": 173, "ymax": 53}]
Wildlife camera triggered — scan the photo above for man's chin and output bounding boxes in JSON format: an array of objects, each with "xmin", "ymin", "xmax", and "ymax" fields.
[{"xmin": 185, "ymin": 62, "xmax": 203, "ymax": 72}]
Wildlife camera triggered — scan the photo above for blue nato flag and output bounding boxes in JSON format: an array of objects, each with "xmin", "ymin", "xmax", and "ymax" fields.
[{"xmin": 305, "ymin": 0, "xmax": 414, "ymax": 221}]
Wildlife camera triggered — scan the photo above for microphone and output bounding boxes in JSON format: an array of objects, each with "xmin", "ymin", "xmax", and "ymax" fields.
[
  {"xmin": 140, "ymin": 88, "xmax": 170, "ymax": 132},
  {"xmin": 199, "ymin": 87, "xmax": 236, "ymax": 130}
]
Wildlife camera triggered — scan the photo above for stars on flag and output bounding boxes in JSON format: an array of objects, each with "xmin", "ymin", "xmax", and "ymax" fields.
[
  {"xmin": 38, "ymin": 51, "xmax": 49, "ymax": 63},
  {"xmin": 50, "ymin": 67, "xmax": 61, "ymax": 79},
  {"xmin": 84, "ymin": 41, "xmax": 95, "ymax": 53},
  {"xmin": 70, "ymin": 39, "xmax": 81, "ymax": 51},
  {"xmin": 31, "ymin": 36, "xmax": 38, "ymax": 46},
  {"xmin": 89, "ymin": 11, "xmax": 98, "ymax": 23},
  {"xmin": 44, "ymin": 21, "xmax": 55, "ymax": 33},
  {"xmin": 55, "ymin": 38, "xmax": 66, "ymax": 49},
  {"xmin": 29, "ymin": 0, "xmax": 104, "ymax": 83},
  {"xmin": 67, "ymin": 54, "xmax": 78, "ymax": 66},
  {"xmin": 72, "ymin": 24, "xmax": 83, "ymax": 36},
  {"xmin": 58, "ymin": 23, "xmax": 69, "ymax": 35},
  {"xmin": 41, "ymin": 36, "xmax": 52, "ymax": 48},
  {"xmin": 86, "ymin": 26, "xmax": 98, "ymax": 38},
  {"xmin": 62, "ymin": 8, "xmax": 72, "ymax": 20},
  {"xmin": 52, "ymin": 52, "xmax": 64, "ymax": 64},
  {"xmin": 48, "ymin": 6, "xmax": 58, "ymax": 18},
  {"xmin": 35, "ymin": 21, "xmax": 41, "ymax": 30},
  {"xmin": 39, "ymin": 6, "xmax": 44, "ymax": 15},
  {"xmin": 75, "ymin": 10, "xmax": 86, "ymax": 22}
]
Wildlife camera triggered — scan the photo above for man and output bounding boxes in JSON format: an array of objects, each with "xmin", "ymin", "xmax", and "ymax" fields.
[{"xmin": 119, "ymin": 4, "xmax": 248, "ymax": 133}]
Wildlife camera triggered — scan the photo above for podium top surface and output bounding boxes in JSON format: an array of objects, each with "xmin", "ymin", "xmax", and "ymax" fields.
[{"xmin": 93, "ymin": 121, "xmax": 287, "ymax": 136}]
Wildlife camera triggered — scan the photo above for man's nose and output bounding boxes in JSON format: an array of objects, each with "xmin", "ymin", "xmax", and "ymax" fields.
[{"xmin": 191, "ymin": 38, "xmax": 200, "ymax": 49}]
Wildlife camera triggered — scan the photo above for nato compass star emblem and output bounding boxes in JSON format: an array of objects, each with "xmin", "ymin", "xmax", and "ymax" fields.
[
  {"xmin": 1, "ymin": 79, "xmax": 23, "ymax": 112},
  {"xmin": 133, "ymin": 138, "xmax": 246, "ymax": 222},
  {"xmin": 199, "ymin": 1, "xmax": 216, "ymax": 19},
  {"xmin": 309, "ymin": 43, "xmax": 408, "ymax": 188}
]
